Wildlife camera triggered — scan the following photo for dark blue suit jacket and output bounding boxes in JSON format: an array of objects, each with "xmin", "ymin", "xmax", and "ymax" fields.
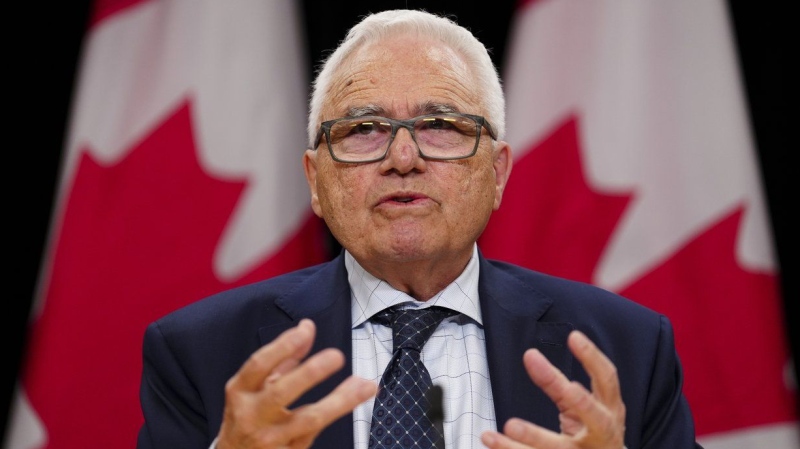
[{"xmin": 137, "ymin": 251, "xmax": 701, "ymax": 448}]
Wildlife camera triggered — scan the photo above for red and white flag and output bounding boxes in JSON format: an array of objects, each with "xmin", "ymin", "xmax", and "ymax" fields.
[
  {"xmin": 7, "ymin": 1, "xmax": 326, "ymax": 447},
  {"xmin": 479, "ymin": 0, "xmax": 797, "ymax": 447}
]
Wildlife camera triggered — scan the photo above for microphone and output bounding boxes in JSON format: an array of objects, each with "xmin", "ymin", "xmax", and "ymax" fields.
[{"xmin": 427, "ymin": 384, "xmax": 445, "ymax": 449}]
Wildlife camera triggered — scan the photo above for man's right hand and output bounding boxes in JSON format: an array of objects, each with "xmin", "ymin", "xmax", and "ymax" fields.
[{"xmin": 216, "ymin": 319, "xmax": 377, "ymax": 448}]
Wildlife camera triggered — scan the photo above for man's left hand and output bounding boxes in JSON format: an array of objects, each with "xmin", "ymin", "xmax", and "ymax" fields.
[{"xmin": 481, "ymin": 330, "xmax": 626, "ymax": 449}]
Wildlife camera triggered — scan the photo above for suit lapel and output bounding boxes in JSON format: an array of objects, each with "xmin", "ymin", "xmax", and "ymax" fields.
[
  {"xmin": 256, "ymin": 254, "xmax": 355, "ymax": 449},
  {"xmin": 478, "ymin": 254, "xmax": 575, "ymax": 432}
]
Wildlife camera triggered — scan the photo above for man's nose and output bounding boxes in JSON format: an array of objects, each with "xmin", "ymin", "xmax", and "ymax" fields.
[{"xmin": 381, "ymin": 127, "xmax": 424, "ymax": 172}]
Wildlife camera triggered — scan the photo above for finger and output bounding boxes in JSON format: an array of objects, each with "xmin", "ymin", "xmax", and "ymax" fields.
[
  {"xmin": 219, "ymin": 370, "xmax": 369, "ymax": 449},
  {"xmin": 282, "ymin": 376, "xmax": 378, "ymax": 437},
  {"xmin": 524, "ymin": 348, "xmax": 615, "ymax": 432},
  {"xmin": 525, "ymin": 340, "xmax": 624, "ymax": 444},
  {"xmin": 265, "ymin": 358, "xmax": 301, "ymax": 383},
  {"xmin": 482, "ymin": 418, "xmax": 563, "ymax": 448},
  {"xmin": 230, "ymin": 319, "xmax": 316, "ymax": 392},
  {"xmin": 480, "ymin": 430, "xmax": 532, "ymax": 449},
  {"xmin": 559, "ymin": 411, "xmax": 583, "ymax": 435},
  {"xmin": 568, "ymin": 330, "xmax": 623, "ymax": 409},
  {"xmin": 567, "ymin": 332, "xmax": 626, "ymax": 443},
  {"xmin": 523, "ymin": 347, "xmax": 587, "ymax": 411},
  {"xmin": 287, "ymin": 434, "xmax": 315, "ymax": 449},
  {"xmin": 266, "ymin": 348, "xmax": 348, "ymax": 408}
]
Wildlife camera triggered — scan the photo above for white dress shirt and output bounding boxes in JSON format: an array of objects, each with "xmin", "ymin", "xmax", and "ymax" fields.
[{"xmin": 348, "ymin": 244, "xmax": 497, "ymax": 449}]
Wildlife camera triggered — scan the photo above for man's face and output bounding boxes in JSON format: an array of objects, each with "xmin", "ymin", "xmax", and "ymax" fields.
[{"xmin": 304, "ymin": 35, "xmax": 511, "ymax": 269}]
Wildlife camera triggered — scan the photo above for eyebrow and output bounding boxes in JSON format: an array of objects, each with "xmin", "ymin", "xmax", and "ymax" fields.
[
  {"xmin": 344, "ymin": 105, "xmax": 383, "ymax": 117},
  {"xmin": 342, "ymin": 102, "xmax": 461, "ymax": 118}
]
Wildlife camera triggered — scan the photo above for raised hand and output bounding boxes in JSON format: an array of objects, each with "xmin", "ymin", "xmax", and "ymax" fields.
[
  {"xmin": 216, "ymin": 319, "xmax": 377, "ymax": 449},
  {"xmin": 482, "ymin": 330, "xmax": 626, "ymax": 449}
]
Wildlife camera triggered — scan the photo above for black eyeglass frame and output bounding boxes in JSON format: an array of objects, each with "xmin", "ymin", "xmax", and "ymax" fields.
[{"xmin": 312, "ymin": 113, "xmax": 498, "ymax": 163}]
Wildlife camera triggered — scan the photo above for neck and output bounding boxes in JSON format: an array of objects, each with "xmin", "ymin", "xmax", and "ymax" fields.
[{"xmin": 352, "ymin": 247, "xmax": 474, "ymax": 301}]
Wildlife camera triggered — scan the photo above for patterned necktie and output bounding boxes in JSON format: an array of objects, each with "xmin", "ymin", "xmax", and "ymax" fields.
[{"xmin": 369, "ymin": 306, "xmax": 456, "ymax": 449}]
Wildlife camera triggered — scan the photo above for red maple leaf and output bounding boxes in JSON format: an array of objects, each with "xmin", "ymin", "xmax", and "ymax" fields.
[
  {"xmin": 21, "ymin": 100, "xmax": 329, "ymax": 448},
  {"xmin": 479, "ymin": 115, "xmax": 795, "ymax": 436},
  {"xmin": 479, "ymin": 115, "xmax": 631, "ymax": 283},
  {"xmin": 620, "ymin": 207, "xmax": 795, "ymax": 435}
]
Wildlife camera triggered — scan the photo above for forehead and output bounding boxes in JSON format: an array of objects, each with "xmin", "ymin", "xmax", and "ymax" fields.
[{"xmin": 325, "ymin": 35, "xmax": 482, "ymax": 119}]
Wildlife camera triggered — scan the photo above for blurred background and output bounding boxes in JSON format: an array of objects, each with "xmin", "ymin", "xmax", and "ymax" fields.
[{"xmin": 8, "ymin": 0, "xmax": 796, "ymax": 448}]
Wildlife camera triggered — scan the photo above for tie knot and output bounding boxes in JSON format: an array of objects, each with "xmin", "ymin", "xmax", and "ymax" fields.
[{"xmin": 374, "ymin": 306, "xmax": 456, "ymax": 352}]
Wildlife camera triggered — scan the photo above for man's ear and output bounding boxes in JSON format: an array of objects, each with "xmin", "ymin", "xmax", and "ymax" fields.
[
  {"xmin": 492, "ymin": 141, "xmax": 513, "ymax": 211},
  {"xmin": 302, "ymin": 149, "xmax": 324, "ymax": 218}
]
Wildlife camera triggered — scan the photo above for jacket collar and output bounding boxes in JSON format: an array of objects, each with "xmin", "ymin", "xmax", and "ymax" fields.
[{"xmin": 477, "ymin": 249, "xmax": 574, "ymax": 430}]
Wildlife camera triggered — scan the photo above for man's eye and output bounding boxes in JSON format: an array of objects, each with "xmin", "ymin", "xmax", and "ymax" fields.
[
  {"xmin": 353, "ymin": 122, "xmax": 377, "ymax": 134},
  {"xmin": 429, "ymin": 118, "xmax": 451, "ymax": 129},
  {"xmin": 420, "ymin": 117, "xmax": 458, "ymax": 131}
]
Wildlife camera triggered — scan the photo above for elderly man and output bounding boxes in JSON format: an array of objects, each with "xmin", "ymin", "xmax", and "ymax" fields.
[{"xmin": 137, "ymin": 9, "xmax": 701, "ymax": 449}]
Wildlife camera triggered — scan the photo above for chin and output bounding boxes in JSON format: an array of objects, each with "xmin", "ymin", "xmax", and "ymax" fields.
[{"xmin": 383, "ymin": 246, "xmax": 431, "ymax": 262}]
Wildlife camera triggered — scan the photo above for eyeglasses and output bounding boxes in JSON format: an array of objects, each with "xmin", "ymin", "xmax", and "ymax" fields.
[{"xmin": 313, "ymin": 113, "xmax": 497, "ymax": 163}]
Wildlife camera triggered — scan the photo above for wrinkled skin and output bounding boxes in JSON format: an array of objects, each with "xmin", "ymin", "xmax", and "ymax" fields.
[{"xmin": 304, "ymin": 35, "xmax": 512, "ymax": 301}]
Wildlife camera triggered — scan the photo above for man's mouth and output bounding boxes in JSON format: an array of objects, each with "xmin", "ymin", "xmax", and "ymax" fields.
[{"xmin": 378, "ymin": 192, "xmax": 427, "ymax": 205}]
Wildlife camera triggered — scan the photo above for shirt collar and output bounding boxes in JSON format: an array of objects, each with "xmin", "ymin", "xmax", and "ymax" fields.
[{"xmin": 347, "ymin": 244, "xmax": 482, "ymax": 328}]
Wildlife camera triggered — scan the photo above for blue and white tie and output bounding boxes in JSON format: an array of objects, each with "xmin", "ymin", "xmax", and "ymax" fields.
[{"xmin": 368, "ymin": 306, "xmax": 456, "ymax": 449}]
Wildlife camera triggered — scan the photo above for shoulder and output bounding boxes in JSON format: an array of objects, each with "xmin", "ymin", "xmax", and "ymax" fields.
[
  {"xmin": 480, "ymin": 257, "xmax": 666, "ymax": 335},
  {"xmin": 150, "ymin": 257, "xmax": 340, "ymax": 335},
  {"xmin": 483, "ymin": 257, "xmax": 649, "ymax": 307},
  {"xmin": 480, "ymin": 257, "xmax": 682, "ymax": 390}
]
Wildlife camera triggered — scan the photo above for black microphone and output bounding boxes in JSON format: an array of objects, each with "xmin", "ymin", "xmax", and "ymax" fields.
[{"xmin": 427, "ymin": 384, "xmax": 445, "ymax": 449}]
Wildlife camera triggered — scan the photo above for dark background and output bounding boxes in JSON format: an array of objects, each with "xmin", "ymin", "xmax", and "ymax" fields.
[{"xmin": 7, "ymin": 0, "xmax": 795, "ymax": 443}]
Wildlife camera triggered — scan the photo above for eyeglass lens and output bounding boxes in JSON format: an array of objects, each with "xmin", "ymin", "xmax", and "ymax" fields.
[{"xmin": 328, "ymin": 115, "xmax": 480, "ymax": 161}]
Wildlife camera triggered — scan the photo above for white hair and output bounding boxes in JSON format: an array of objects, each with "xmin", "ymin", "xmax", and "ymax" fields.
[{"xmin": 307, "ymin": 9, "xmax": 506, "ymax": 147}]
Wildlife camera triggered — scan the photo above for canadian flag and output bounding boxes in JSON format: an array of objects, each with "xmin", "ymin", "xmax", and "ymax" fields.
[
  {"xmin": 6, "ymin": 1, "xmax": 327, "ymax": 448},
  {"xmin": 479, "ymin": 0, "xmax": 798, "ymax": 448}
]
